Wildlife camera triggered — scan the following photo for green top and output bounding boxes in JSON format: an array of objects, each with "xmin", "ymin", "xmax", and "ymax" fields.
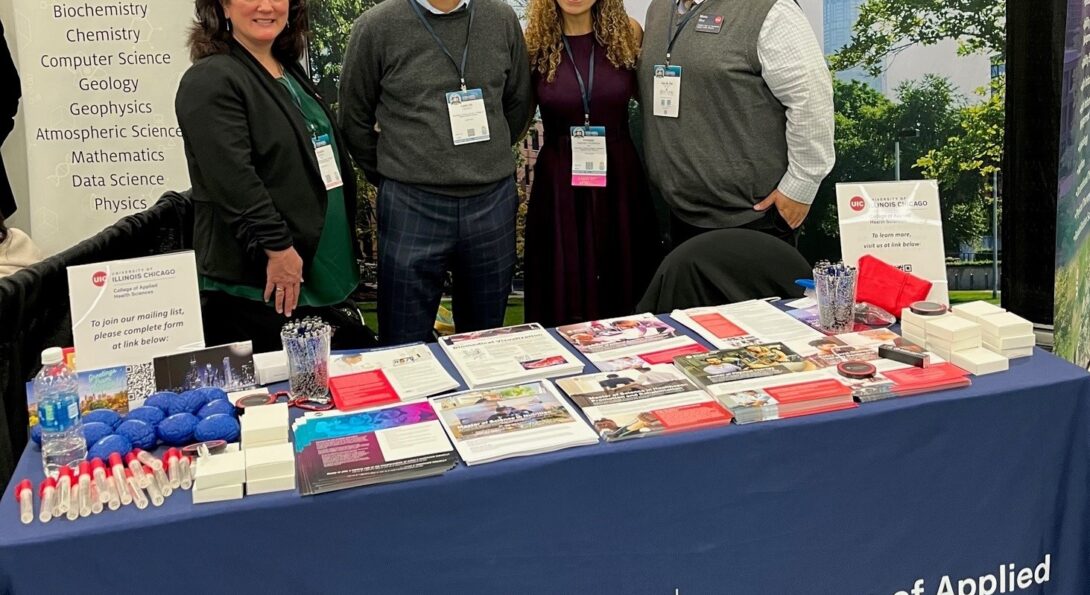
[{"xmin": 201, "ymin": 72, "xmax": 359, "ymax": 308}]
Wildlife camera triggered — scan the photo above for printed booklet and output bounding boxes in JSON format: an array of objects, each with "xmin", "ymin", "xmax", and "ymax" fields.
[
  {"xmin": 556, "ymin": 314, "xmax": 707, "ymax": 372},
  {"xmin": 430, "ymin": 380, "xmax": 598, "ymax": 465},
  {"xmin": 671, "ymin": 300, "xmax": 827, "ymax": 355},
  {"xmin": 329, "ymin": 343, "xmax": 460, "ymax": 402},
  {"xmin": 556, "ymin": 365, "xmax": 731, "ymax": 441},
  {"xmin": 438, "ymin": 324, "xmax": 583, "ymax": 388},
  {"xmin": 673, "ymin": 342, "xmax": 817, "ymax": 392},
  {"xmin": 292, "ymin": 400, "xmax": 457, "ymax": 495}
]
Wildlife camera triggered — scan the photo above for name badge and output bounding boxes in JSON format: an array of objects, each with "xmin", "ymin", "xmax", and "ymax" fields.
[
  {"xmin": 570, "ymin": 126, "xmax": 607, "ymax": 187},
  {"xmin": 445, "ymin": 88, "xmax": 490, "ymax": 146},
  {"xmin": 312, "ymin": 134, "xmax": 344, "ymax": 190},
  {"xmin": 652, "ymin": 65, "xmax": 682, "ymax": 118},
  {"xmin": 695, "ymin": 14, "xmax": 723, "ymax": 33}
]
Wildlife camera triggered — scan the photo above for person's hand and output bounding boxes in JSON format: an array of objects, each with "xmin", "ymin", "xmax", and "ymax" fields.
[
  {"xmin": 753, "ymin": 188, "xmax": 810, "ymax": 229},
  {"xmin": 263, "ymin": 247, "xmax": 303, "ymax": 317}
]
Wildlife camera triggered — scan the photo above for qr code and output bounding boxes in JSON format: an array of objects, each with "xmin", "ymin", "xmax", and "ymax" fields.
[
  {"xmin": 585, "ymin": 161, "xmax": 594, "ymax": 170},
  {"xmin": 126, "ymin": 362, "xmax": 154, "ymax": 408},
  {"xmin": 467, "ymin": 128, "xmax": 475, "ymax": 137}
]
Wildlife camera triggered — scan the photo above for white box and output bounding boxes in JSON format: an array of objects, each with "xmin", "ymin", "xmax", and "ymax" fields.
[
  {"xmin": 193, "ymin": 448, "xmax": 246, "ymax": 491},
  {"xmin": 978, "ymin": 312, "xmax": 1033, "ymax": 339},
  {"xmin": 983, "ymin": 333, "xmax": 1035, "ymax": 351},
  {"xmin": 903, "ymin": 332, "xmax": 928, "ymax": 348},
  {"xmin": 924, "ymin": 316, "xmax": 981, "ymax": 344},
  {"xmin": 951, "ymin": 301, "xmax": 1006, "ymax": 325},
  {"xmin": 951, "ymin": 348, "xmax": 1009, "ymax": 376},
  {"xmin": 927, "ymin": 335, "xmax": 982, "ymax": 353},
  {"xmin": 242, "ymin": 402, "xmax": 290, "ymax": 447},
  {"xmin": 192, "ymin": 482, "xmax": 243, "ymax": 504},
  {"xmin": 253, "ymin": 351, "xmax": 289, "ymax": 385},
  {"xmin": 902, "ymin": 308, "xmax": 948, "ymax": 329},
  {"xmin": 901, "ymin": 320, "xmax": 926, "ymax": 339},
  {"xmin": 247, "ymin": 473, "xmax": 296, "ymax": 495},
  {"xmin": 992, "ymin": 346, "xmax": 1034, "ymax": 359},
  {"xmin": 929, "ymin": 343, "xmax": 952, "ymax": 362},
  {"xmin": 245, "ymin": 442, "xmax": 295, "ymax": 482}
]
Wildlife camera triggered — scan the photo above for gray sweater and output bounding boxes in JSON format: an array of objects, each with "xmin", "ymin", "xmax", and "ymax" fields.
[
  {"xmin": 339, "ymin": 0, "xmax": 532, "ymax": 197},
  {"xmin": 637, "ymin": 0, "xmax": 787, "ymax": 229}
]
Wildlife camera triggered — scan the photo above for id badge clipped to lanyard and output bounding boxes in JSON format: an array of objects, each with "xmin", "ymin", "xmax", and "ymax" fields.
[
  {"xmin": 653, "ymin": 0, "xmax": 707, "ymax": 119},
  {"xmin": 563, "ymin": 36, "xmax": 607, "ymax": 187},
  {"xmin": 409, "ymin": 0, "xmax": 490, "ymax": 146},
  {"xmin": 312, "ymin": 134, "xmax": 344, "ymax": 190}
]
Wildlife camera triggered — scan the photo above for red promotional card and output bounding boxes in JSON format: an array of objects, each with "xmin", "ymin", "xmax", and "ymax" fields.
[
  {"xmin": 329, "ymin": 369, "xmax": 401, "ymax": 411},
  {"xmin": 639, "ymin": 343, "xmax": 709, "ymax": 365},
  {"xmin": 653, "ymin": 401, "xmax": 733, "ymax": 430},
  {"xmin": 884, "ymin": 362, "xmax": 970, "ymax": 392},
  {"xmin": 690, "ymin": 313, "xmax": 749, "ymax": 339},
  {"xmin": 765, "ymin": 379, "xmax": 853, "ymax": 403}
]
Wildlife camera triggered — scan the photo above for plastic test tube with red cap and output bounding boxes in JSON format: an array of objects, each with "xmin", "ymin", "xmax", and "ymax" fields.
[
  {"xmin": 135, "ymin": 450, "xmax": 172, "ymax": 497},
  {"xmin": 108, "ymin": 453, "xmax": 131, "ymax": 506},
  {"xmin": 92, "ymin": 458, "xmax": 120, "ymax": 510},
  {"xmin": 39, "ymin": 478, "xmax": 56, "ymax": 523},
  {"xmin": 14, "ymin": 480, "xmax": 33, "ymax": 525},
  {"xmin": 179, "ymin": 454, "xmax": 193, "ymax": 490},
  {"xmin": 77, "ymin": 462, "xmax": 93, "ymax": 517},
  {"xmin": 142, "ymin": 465, "xmax": 165, "ymax": 506},
  {"xmin": 164, "ymin": 449, "xmax": 181, "ymax": 489},
  {"xmin": 123, "ymin": 469, "xmax": 148, "ymax": 510},
  {"xmin": 55, "ymin": 466, "xmax": 73, "ymax": 516},
  {"xmin": 66, "ymin": 472, "xmax": 80, "ymax": 521},
  {"xmin": 124, "ymin": 452, "xmax": 151, "ymax": 488}
]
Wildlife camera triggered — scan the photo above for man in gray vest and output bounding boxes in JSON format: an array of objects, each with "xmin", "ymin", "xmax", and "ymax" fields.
[{"xmin": 637, "ymin": 0, "xmax": 834, "ymax": 247}]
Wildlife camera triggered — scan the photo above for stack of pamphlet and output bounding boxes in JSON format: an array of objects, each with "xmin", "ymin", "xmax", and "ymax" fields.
[
  {"xmin": 800, "ymin": 328, "xmax": 905, "ymax": 368},
  {"xmin": 710, "ymin": 370, "xmax": 858, "ymax": 424},
  {"xmin": 882, "ymin": 363, "xmax": 972, "ymax": 395},
  {"xmin": 556, "ymin": 365, "xmax": 731, "ymax": 441},
  {"xmin": 292, "ymin": 401, "xmax": 457, "ymax": 495},
  {"xmin": 328, "ymin": 343, "xmax": 460, "ymax": 408},
  {"xmin": 673, "ymin": 342, "xmax": 817, "ymax": 396},
  {"xmin": 430, "ymin": 380, "xmax": 598, "ymax": 465},
  {"xmin": 439, "ymin": 324, "xmax": 584, "ymax": 388},
  {"xmin": 556, "ymin": 314, "xmax": 707, "ymax": 371},
  {"xmin": 672, "ymin": 300, "xmax": 826, "ymax": 355}
]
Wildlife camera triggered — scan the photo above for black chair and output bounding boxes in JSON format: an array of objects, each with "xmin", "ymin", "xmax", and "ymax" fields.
[
  {"xmin": 637, "ymin": 228, "xmax": 811, "ymax": 313},
  {"xmin": 0, "ymin": 191, "xmax": 192, "ymax": 489}
]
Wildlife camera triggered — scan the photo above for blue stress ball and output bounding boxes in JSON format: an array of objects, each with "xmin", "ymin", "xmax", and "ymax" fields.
[
  {"xmin": 88, "ymin": 434, "xmax": 132, "ymax": 461},
  {"xmin": 177, "ymin": 391, "xmax": 207, "ymax": 415},
  {"xmin": 195, "ymin": 387, "xmax": 229, "ymax": 404},
  {"xmin": 81, "ymin": 422, "xmax": 113, "ymax": 448},
  {"xmin": 30, "ymin": 425, "xmax": 42, "ymax": 447},
  {"xmin": 116, "ymin": 419, "xmax": 158, "ymax": 450},
  {"xmin": 144, "ymin": 391, "xmax": 179, "ymax": 415},
  {"xmin": 82, "ymin": 409, "xmax": 122, "ymax": 429},
  {"xmin": 193, "ymin": 414, "xmax": 241, "ymax": 443},
  {"xmin": 126, "ymin": 406, "xmax": 166, "ymax": 427},
  {"xmin": 197, "ymin": 399, "xmax": 236, "ymax": 419},
  {"xmin": 157, "ymin": 413, "xmax": 199, "ymax": 446}
]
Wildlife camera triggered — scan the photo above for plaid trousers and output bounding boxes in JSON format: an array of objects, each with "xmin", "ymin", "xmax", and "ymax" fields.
[{"xmin": 377, "ymin": 177, "xmax": 518, "ymax": 345}]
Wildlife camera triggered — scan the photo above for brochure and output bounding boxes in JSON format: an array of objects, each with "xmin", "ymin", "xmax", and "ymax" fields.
[
  {"xmin": 438, "ymin": 324, "xmax": 584, "ymax": 388},
  {"xmin": 292, "ymin": 400, "xmax": 457, "ymax": 495},
  {"xmin": 800, "ymin": 328, "xmax": 905, "ymax": 368},
  {"xmin": 673, "ymin": 342, "xmax": 817, "ymax": 392},
  {"xmin": 329, "ymin": 343, "xmax": 459, "ymax": 400},
  {"xmin": 672, "ymin": 300, "xmax": 826, "ymax": 355},
  {"xmin": 556, "ymin": 314, "xmax": 707, "ymax": 371},
  {"xmin": 556, "ymin": 365, "xmax": 731, "ymax": 440},
  {"xmin": 708, "ymin": 370, "xmax": 859, "ymax": 424},
  {"xmin": 430, "ymin": 380, "xmax": 598, "ymax": 465}
]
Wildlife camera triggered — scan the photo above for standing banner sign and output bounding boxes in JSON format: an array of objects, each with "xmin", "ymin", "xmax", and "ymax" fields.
[
  {"xmin": 10, "ymin": 0, "xmax": 192, "ymax": 255},
  {"xmin": 67, "ymin": 251, "xmax": 204, "ymax": 372},
  {"xmin": 837, "ymin": 180, "xmax": 949, "ymax": 304}
]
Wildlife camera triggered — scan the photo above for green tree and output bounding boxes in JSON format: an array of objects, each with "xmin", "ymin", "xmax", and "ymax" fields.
[{"xmin": 829, "ymin": 0, "xmax": 1004, "ymax": 77}]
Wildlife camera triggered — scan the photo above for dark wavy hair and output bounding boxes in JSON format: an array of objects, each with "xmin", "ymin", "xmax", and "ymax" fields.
[{"xmin": 188, "ymin": 0, "xmax": 310, "ymax": 63}]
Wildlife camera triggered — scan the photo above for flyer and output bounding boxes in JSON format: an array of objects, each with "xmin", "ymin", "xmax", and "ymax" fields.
[
  {"xmin": 329, "ymin": 343, "xmax": 459, "ymax": 400},
  {"xmin": 556, "ymin": 314, "xmax": 707, "ymax": 371},
  {"xmin": 438, "ymin": 324, "xmax": 583, "ymax": 388},
  {"xmin": 672, "ymin": 300, "xmax": 826, "ymax": 355}
]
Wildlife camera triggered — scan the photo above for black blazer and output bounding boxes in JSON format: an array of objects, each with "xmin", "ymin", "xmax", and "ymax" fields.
[
  {"xmin": 175, "ymin": 42, "xmax": 359, "ymax": 288},
  {"xmin": 0, "ymin": 19, "xmax": 20, "ymax": 219}
]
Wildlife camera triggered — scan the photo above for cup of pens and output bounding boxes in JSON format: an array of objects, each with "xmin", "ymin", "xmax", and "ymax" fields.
[
  {"xmin": 280, "ymin": 317, "xmax": 332, "ymax": 404},
  {"xmin": 813, "ymin": 260, "xmax": 858, "ymax": 334}
]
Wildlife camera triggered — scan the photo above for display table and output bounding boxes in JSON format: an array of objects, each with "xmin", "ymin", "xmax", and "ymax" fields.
[{"xmin": 1, "ymin": 318, "xmax": 1089, "ymax": 595}]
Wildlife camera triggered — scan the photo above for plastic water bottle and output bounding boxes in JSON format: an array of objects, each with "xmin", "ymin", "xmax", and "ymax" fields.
[{"xmin": 35, "ymin": 347, "xmax": 86, "ymax": 477}]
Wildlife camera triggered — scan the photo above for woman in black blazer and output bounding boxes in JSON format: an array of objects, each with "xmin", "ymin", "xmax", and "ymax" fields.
[{"xmin": 176, "ymin": 0, "xmax": 374, "ymax": 351}]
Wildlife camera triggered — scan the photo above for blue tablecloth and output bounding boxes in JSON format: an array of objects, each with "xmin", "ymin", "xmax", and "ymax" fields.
[{"xmin": 1, "ymin": 318, "xmax": 1089, "ymax": 595}]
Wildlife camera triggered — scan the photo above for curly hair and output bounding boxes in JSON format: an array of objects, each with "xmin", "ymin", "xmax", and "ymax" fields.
[
  {"xmin": 187, "ymin": 0, "xmax": 310, "ymax": 63},
  {"xmin": 525, "ymin": 0, "xmax": 640, "ymax": 83}
]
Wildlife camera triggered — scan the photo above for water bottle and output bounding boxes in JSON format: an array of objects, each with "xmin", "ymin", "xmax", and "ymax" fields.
[{"xmin": 35, "ymin": 347, "xmax": 86, "ymax": 477}]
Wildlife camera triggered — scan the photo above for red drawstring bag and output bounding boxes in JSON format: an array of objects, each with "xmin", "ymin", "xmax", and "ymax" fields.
[{"xmin": 855, "ymin": 255, "xmax": 933, "ymax": 319}]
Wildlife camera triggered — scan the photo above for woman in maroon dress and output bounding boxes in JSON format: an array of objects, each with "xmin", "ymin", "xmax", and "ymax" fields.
[{"xmin": 524, "ymin": 0, "xmax": 660, "ymax": 327}]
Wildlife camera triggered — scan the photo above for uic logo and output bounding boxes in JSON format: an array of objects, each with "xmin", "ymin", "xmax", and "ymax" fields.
[{"xmin": 92, "ymin": 271, "xmax": 107, "ymax": 287}]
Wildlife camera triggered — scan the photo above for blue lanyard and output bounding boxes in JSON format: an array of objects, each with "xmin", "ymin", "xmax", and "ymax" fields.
[
  {"xmin": 561, "ymin": 36, "xmax": 595, "ymax": 126},
  {"xmin": 407, "ymin": 0, "xmax": 476, "ymax": 91},
  {"xmin": 666, "ymin": 0, "xmax": 708, "ymax": 66}
]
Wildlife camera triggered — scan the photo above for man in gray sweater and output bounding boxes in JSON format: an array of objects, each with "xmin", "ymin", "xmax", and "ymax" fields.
[
  {"xmin": 339, "ymin": 0, "xmax": 532, "ymax": 345},
  {"xmin": 638, "ymin": 0, "xmax": 834, "ymax": 248}
]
